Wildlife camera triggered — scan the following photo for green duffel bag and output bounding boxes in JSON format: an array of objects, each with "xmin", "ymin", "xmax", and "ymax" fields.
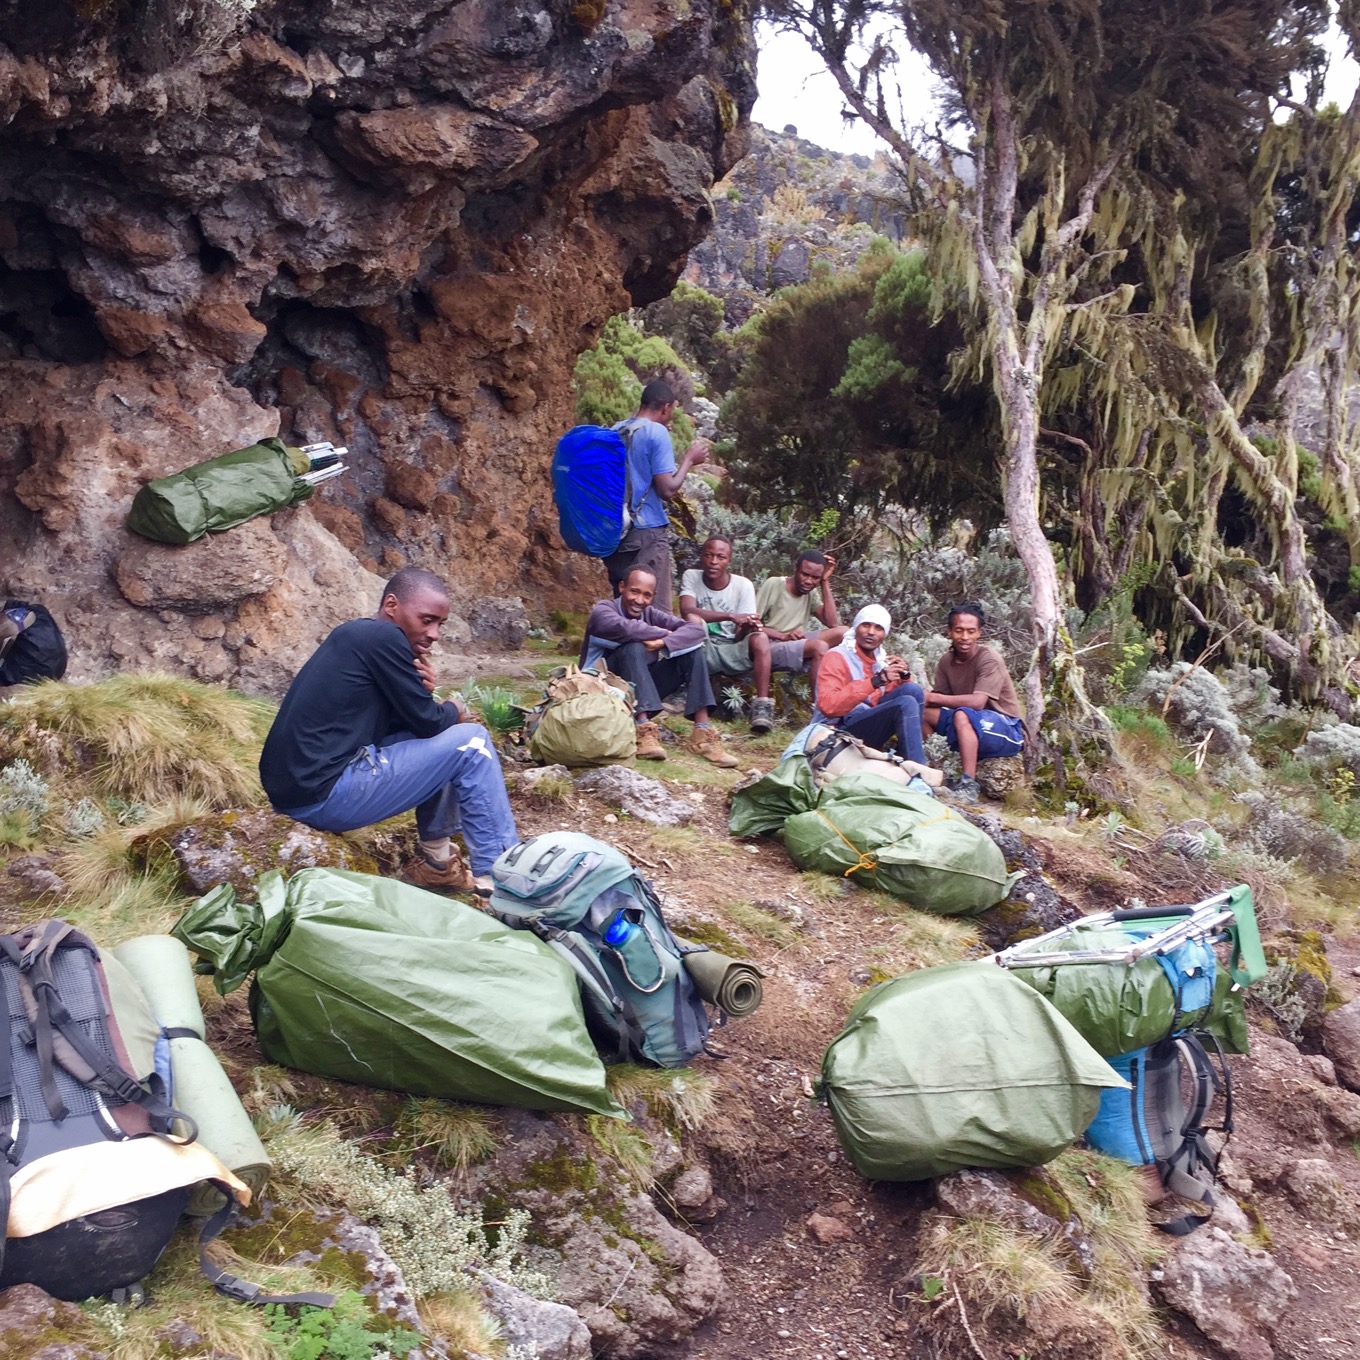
[
  {"xmin": 782, "ymin": 773, "xmax": 1013, "ymax": 914},
  {"xmin": 127, "ymin": 438, "xmax": 312, "ymax": 545},
  {"xmin": 728, "ymin": 752, "xmax": 820, "ymax": 838},
  {"xmin": 173, "ymin": 867, "xmax": 624, "ymax": 1118},
  {"xmin": 821, "ymin": 961, "xmax": 1127, "ymax": 1181},
  {"xmin": 527, "ymin": 664, "xmax": 636, "ymax": 768}
]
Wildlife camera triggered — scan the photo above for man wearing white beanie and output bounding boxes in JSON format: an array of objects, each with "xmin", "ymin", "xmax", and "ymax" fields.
[{"xmin": 810, "ymin": 604, "xmax": 929, "ymax": 765}]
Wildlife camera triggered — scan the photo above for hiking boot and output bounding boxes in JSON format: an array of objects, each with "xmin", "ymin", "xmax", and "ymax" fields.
[
  {"xmin": 749, "ymin": 696, "xmax": 776, "ymax": 734},
  {"xmin": 944, "ymin": 773, "xmax": 981, "ymax": 804},
  {"xmin": 686, "ymin": 725, "xmax": 739, "ymax": 768},
  {"xmin": 635, "ymin": 721, "xmax": 667, "ymax": 761},
  {"xmin": 401, "ymin": 847, "xmax": 476, "ymax": 895}
]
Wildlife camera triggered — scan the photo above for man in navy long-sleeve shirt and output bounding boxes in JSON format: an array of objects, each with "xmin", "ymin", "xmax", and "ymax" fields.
[
  {"xmin": 259, "ymin": 568, "xmax": 519, "ymax": 896},
  {"xmin": 582, "ymin": 566, "xmax": 737, "ymax": 767}
]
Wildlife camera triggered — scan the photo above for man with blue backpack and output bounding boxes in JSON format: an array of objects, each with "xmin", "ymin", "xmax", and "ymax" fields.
[{"xmin": 600, "ymin": 379, "xmax": 711, "ymax": 609}]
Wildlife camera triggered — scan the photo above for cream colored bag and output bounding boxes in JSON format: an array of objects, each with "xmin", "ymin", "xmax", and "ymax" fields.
[{"xmin": 802, "ymin": 723, "xmax": 943, "ymax": 789}]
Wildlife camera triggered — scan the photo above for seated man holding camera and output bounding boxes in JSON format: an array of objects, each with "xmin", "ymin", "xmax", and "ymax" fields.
[{"xmin": 810, "ymin": 604, "xmax": 929, "ymax": 765}]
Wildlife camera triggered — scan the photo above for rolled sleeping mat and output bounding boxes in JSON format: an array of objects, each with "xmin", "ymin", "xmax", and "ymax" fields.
[
  {"xmin": 680, "ymin": 947, "xmax": 764, "ymax": 1019},
  {"xmin": 112, "ymin": 935, "xmax": 272, "ymax": 1215}
]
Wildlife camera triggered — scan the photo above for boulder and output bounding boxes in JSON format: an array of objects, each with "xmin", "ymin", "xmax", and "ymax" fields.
[
  {"xmin": 1281, "ymin": 1158, "xmax": 1360, "ymax": 1234},
  {"xmin": 476, "ymin": 1271, "xmax": 591, "ymax": 1360},
  {"xmin": 935, "ymin": 1167, "xmax": 1094, "ymax": 1277},
  {"xmin": 975, "ymin": 754, "xmax": 1026, "ymax": 800},
  {"xmin": 115, "ymin": 518, "xmax": 287, "ymax": 610},
  {"xmin": 1322, "ymin": 997, "xmax": 1360, "ymax": 1092},
  {"xmin": 0, "ymin": 1285, "xmax": 95, "ymax": 1358},
  {"xmin": 575, "ymin": 767, "xmax": 697, "ymax": 827},
  {"xmin": 139, "ymin": 807, "xmax": 374, "ymax": 896},
  {"xmin": 466, "ymin": 596, "xmax": 531, "ymax": 649},
  {"xmin": 1153, "ymin": 1226, "xmax": 1295, "ymax": 1360},
  {"xmin": 7, "ymin": 853, "xmax": 67, "ymax": 898}
]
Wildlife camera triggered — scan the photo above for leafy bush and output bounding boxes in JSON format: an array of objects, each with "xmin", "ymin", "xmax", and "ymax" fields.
[
  {"xmin": 572, "ymin": 314, "xmax": 696, "ymax": 448},
  {"xmin": 265, "ymin": 1291, "xmax": 420, "ymax": 1360},
  {"xmin": 1232, "ymin": 791, "xmax": 1350, "ymax": 877},
  {"xmin": 1297, "ymin": 722, "xmax": 1360, "ymax": 776},
  {"xmin": 1131, "ymin": 664, "xmax": 1253, "ymax": 764},
  {"xmin": 0, "ymin": 757, "xmax": 49, "ymax": 822}
]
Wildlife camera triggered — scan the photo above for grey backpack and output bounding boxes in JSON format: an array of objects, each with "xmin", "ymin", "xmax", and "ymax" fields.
[{"xmin": 488, "ymin": 833, "xmax": 710, "ymax": 1068}]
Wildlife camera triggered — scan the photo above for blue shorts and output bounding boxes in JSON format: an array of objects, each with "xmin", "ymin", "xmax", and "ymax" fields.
[{"xmin": 940, "ymin": 707, "xmax": 1025, "ymax": 759}]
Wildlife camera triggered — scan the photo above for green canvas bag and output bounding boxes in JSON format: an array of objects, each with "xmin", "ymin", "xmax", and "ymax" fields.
[
  {"xmin": 126, "ymin": 439, "xmax": 313, "ymax": 545},
  {"xmin": 173, "ymin": 868, "xmax": 624, "ymax": 1118},
  {"xmin": 782, "ymin": 773, "xmax": 1013, "ymax": 914},
  {"xmin": 821, "ymin": 962, "xmax": 1126, "ymax": 1181},
  {"xmin": 527, "ymin": 664, "xmax": 637, "ymax": 767}
]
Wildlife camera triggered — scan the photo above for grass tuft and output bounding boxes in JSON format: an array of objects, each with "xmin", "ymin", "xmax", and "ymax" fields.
[
  {"xmin": 418, "ymin": 1288, "xmax": 505, "ymax": 1357},
  {"xmin": 586, "ymin": 1113, "xmax": 656, "ymax": 1189},
  {"xmin": 605, "ymin": 1064, "xmax": 717, "ymax": 1131},
  {"xmin": 392, "ymin": 1098, "xmax": 499, "ymax": 1173},
  {"xmin": 725, "ymin": 899, "xmax": 799, "ymax": 947},
  {"xmin": 1, "ymin": 674, "xmax": 272, "ymax": 806}
]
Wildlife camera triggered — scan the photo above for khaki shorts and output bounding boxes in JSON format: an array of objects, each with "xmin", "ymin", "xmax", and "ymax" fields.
[{"xmin": 704, "ymin": 636, "xmax": 807, "ymax": 677}]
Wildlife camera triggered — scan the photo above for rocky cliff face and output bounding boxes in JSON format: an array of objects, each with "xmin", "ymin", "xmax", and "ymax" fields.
[{"xmin": 0, "ymin": 0, "xmax": 755, "ymax": 693}]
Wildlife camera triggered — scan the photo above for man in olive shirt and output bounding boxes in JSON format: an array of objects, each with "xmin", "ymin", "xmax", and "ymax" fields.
[
  {"xmin": 922, "ymin": 602, "xmax": 1026, "ymax": 801},
  {"xmin": 753, "ymin": 550, "xmax": 846, "ymax": 649}
]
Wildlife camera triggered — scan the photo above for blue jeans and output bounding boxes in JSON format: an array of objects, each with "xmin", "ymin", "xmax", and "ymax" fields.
[
  {"xmin": 838, "ymin": 683, "xmax": 927, "ymax": 765},
  {"xmin": 280, "ymin": 724, "xmax": 519, "ymax": 875}
]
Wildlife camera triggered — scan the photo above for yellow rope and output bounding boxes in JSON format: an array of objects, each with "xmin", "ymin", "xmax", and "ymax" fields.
[{"xmin": 814, "ymin": 811, "xmax": 877, "ymax": 877}]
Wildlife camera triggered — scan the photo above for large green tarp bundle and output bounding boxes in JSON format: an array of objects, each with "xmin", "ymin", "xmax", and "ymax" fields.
[
  {"xmin": 821, "ymin": 962, "xmax": 1126, "ymax": 1181},
  {"xmin": 781, "ymin": 773, "xmax": 1012, "ymax": 914},
  {"xmin": 728, "ymin": 755, "xmax": 819, "ymax": 838},
  {"xmin": 173, "ymin": 867, "xmax": 624, "ymax": 1117},
  {"xmin": 127, "ymin": 438, "xmax": 313, "ymax": 544},
  {"xmin": 1008, "ymin": 913, "xmax": 1253, "ymax": 1056}
]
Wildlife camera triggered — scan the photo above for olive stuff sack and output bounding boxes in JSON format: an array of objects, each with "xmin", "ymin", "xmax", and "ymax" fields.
[
  {"xmin": 819, "ymin": 962, "xmax": 1126, "ymax": 1182},
  {"xmin": 551, "ymin": 419, "xmax": 646, "ymax": 557},
  {"xmin": 489, "ymin": 833, "xmax": 710, "ymax": 1068},
  {"xmin": 527, "ymin": 664, "xmax": 637, "ymax": 767},
  {"xmin": 0, "ymin": 921, "xmax": 320, "ymax": 1307},
  {"xmin": 0, "ymin": 600, "xmax": 67, "ymax": 687},
  {"xmin": 126, "ymin": 438, "xmax": 315, "ymax": 546}
]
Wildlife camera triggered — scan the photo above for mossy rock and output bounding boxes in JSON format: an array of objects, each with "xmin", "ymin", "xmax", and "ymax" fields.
[
  {"xmin": 1267, "ymin": 928, "xmax": 1342, "ymax": 1048},
  {"xmin": 132, "ymin": 808, "xmax": 378, "ymax": 897}
]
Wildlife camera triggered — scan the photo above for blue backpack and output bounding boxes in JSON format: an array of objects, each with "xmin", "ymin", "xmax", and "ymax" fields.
[{"xmin": 551, "ymin": 419, "xmax": 646, "ymax": 557}]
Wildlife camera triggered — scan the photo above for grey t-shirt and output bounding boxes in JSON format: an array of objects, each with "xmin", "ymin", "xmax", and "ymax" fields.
[{"xmin": 679, "ymin": 570, "xmax": 757, "ymax": 640}]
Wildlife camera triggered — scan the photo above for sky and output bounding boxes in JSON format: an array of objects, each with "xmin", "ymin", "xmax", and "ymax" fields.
[{"xmin": 752, "ymin": 20, "xmax": 1360, "ymax": 159}]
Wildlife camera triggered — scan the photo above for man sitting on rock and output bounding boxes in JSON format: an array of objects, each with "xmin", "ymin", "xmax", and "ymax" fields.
[
  {"xmin": 811, "ymin": 604, "xmax": 930, "ymax": 765},
  {"xmin": 259, "ymin": 567, "xmax": 519, "ymax": 897},
  {"xmin": 679, "ymin": 535, "xmax": 824, "ymax": 735},
  {"xmin": 922, "ymin": 601, "xmax": 1026, "ymax": 802},
  {"xmin": 582, "ymin": 565, "xmax": 738, "ymax": 767},
  {"xmin": 753, "ymin": 551, "xmax": 846, "ymax": 698}
]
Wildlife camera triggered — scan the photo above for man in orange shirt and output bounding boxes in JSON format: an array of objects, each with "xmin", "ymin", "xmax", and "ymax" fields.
[{"xmin": 810, "ymin": 604, "xmax": 928, "ymax": 765}]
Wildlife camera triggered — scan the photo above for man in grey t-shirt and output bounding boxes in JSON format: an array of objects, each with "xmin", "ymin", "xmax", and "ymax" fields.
[{"xmin": 679, "ymin": 536, "xmax": 819, "ymax": 734}]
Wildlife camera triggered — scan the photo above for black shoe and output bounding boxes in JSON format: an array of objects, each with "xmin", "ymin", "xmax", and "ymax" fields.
[{"xmin": 945, "ymin": 774, "xmax": 981, "ymax": 804}]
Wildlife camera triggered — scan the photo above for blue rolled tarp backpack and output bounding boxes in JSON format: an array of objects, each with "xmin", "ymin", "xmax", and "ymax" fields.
[{"xmin": 551, "ymin": 419, "xmax": 646, "ymax": 557}]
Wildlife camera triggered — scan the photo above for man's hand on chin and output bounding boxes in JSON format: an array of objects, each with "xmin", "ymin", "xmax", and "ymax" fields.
[{"xmin": 414, "ymin": 653, "xmax": 438, "ymax": 692}]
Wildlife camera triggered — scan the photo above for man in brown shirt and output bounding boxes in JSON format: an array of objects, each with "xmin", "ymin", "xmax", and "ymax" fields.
[{"xmin": 922, "ymin": 602, "xmax": 1025, "ymax": 801}]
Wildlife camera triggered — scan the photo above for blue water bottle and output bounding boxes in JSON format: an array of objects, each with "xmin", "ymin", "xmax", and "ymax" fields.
[{"xmin": 604, "ymin": 912, "xmax": 637, "ymax": 947}]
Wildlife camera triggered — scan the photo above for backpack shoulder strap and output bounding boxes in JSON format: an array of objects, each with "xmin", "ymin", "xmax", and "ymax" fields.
[
  {"xmin": 613, "ymin": 417, "xmax": 651, "ymax": 516},
  {"xmin": 1156, "ymin": 1032, "xmax": 1232, "ymax": 1236}
]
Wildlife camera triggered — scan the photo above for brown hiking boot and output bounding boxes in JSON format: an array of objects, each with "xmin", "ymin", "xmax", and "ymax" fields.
[
  {"xmin": 634, "ymin": 721, "xmax": 667, "ymax": 761},
  {"xmin": 401, "ymin": 847, "xmax": 477, "ymax": 895},
  {"xmin": 686, "ymin": 725, "xmax": 739, "ymax": 768}
]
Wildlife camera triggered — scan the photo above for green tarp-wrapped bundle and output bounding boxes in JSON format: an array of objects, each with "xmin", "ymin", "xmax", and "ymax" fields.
[
  {"xmin": 781, "ymin": 773, "xmax": 1012, "ymax": 914},
  {"xmin": 127, "ymin": 438, "xmax": 313, "ymax": 545},
  {"xmin": 173, "ymin": 867, "xmax": 624, "ymax": 1117},
  {"xmin": 1009, "ymin": 922, "xmax": 1251, "ymax": 1057},
  {"xmin": 821, "ymin": 962, "xmax": 1126, "ymax": 1181},
  {"xmin": 728, "ymin": 755, "xmax": 820, "ymax": 838}
]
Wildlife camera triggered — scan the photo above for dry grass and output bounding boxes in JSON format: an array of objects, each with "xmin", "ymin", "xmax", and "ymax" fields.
[
  {"xmin": 724, "ymin": 897, "xmax": 800, "ymax": 947},
  {"xmin": 1, "ymin": 674, "xmax": 272, "ymax": 807},
  {"xmin": 605, "ymin": 1063, "xmax": 717, "ymax": 1130},
  {"xmin": 392, "ymin": 1098, "xmax": 499, "ymax": 1174},
  {"xmin": 586, "ymin": 1113, "xmax": 656, "ymax": 1189},
  {"xmin": 922, "ymin": 1213, "xmax": 1077, "ymax": 1321},
  {"xmin": 419, "ymin": 1288, "xmax": 506, "ymax": 1357}
]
